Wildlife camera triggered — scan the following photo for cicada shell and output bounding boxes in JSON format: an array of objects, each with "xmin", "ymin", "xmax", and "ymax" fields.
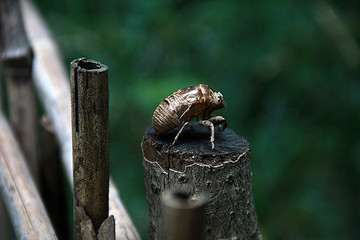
[{"xmin": 152, "ymin": 84, "xmax": 227, "ymax": 150}]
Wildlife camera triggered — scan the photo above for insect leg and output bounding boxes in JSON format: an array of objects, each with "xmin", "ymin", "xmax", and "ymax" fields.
[
  {"xmin": 179, "ymin": 104, "xmax": 192, "ymax": 119},
  {"xmin": 199, "ymin": 120, "xmax": 215, "ymax": 150},
  {"xmin": 208, "ymin": 115, "xmax": 227, "ymax": 131},
  {"xmin": 171, "ymin": 121, "xmax": 189, "ymax": 147}
]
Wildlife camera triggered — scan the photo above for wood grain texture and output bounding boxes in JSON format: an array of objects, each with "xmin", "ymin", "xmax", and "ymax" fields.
[
  {"xmin": 71, "ymin": 58, "xmax": 111, "ymax": 239},
  {"xmin": 0, "ymin": 113, "xmax": 57, "ymax": 239},
  {"xmin": 142, "ymin": 122, "xmax": 263, "ymax": 240},
  {"xmin": 19, "ymin": 0, "xmax": 140, "ymax": 239}
]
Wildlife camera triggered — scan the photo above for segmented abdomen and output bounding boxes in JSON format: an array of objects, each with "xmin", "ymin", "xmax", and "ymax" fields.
[
  {"xmin": 152, "ymin": 96, "xmax": 182, "ymax": 136},
  {"xmin": 152, "ymin": 87, "xmax": 200, "ymax": 135},
  {"xmin": 152, "ymin": 85, "xmax": 206, "ymax": 136}
]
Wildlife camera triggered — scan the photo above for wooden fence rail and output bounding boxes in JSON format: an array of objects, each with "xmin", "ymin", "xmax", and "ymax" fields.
[{"xmin": 0, "ymin": 113, "xmax": 57, "ymax": 239}]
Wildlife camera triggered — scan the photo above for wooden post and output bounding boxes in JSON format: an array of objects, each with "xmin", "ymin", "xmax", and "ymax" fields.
[
  {"xmin": 71, "ymin": 58, "xmax": 114, "ymax": 240},
  {"xmin": 20, "ymin": 0, "xmax": 140, "ymax": 238},
  {"xmin": 0, "ymin": 65, "xmax": 2, "ymax": 110},
  {"xmin": 0, "ymin": 53, "xmax": 13, "ymax": 240},
  {"xmin": 39, "ymin": 116, "xmax": 69, "ymax": 239},
  {"xmin": 142, "ymin": 122, "xmax": 263, "ymax": 240},
  {"xmin": 0, "ymin": 0, "xmax": 39, "ymax": 185},
  {"xmin": 0, "ymin": 113, "xmax": 57, "ymax": 239},
  {"xmin": 161, "ymin": 190, "xmax": 208, "ymax": 240},
  {"xmin": 0, "ymin": 198, "xmax": 13, "ymax": 240}
]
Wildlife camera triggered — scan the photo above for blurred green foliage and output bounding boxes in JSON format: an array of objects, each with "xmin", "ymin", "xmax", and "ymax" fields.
[{"xmin": 33, "ymin": 0, "xmax": 360, "ymax": 239}]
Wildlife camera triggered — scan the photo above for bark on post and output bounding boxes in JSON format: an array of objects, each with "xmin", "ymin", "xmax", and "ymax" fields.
[
  {"xmin": 0, "ymin": 0, "xmax": 38, "ymax": 185},
  {"xmin": 142, "ymin": 122, "xmax": 263, "ymax": 240},
  {"xmin": 71, "ymin": 58, "xmax": 114, "ymax": 240}
]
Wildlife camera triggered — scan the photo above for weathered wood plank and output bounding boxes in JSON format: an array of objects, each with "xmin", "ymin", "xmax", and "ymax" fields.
[{"xmin": 0, "ymin": 113, "xmax": 57, "ymax": 239}]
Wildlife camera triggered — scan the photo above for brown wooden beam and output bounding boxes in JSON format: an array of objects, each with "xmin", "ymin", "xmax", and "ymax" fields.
[{"xmin": 0, "ymin": 113, "xmax": 57, "ymax": 239}]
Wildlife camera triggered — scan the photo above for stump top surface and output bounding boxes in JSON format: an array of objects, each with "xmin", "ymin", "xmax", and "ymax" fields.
[
  {"xmin": 142, "ymin": 122, "xmax": 249, "ymax": 172},
  {"xmin": 145, "ymin": 122, "xmax": 248, "ymax": 154}
]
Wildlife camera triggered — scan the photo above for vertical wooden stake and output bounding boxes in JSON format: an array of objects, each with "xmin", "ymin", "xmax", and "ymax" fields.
[
  {"xmin": 0, "ymin": 53, "xmax": 12, "ymax": 240},
  {"xmin": 71, "ymin": 58, "xmax": 111, "ymax": 239},
  {"xmin": 39, "ymin": 116, "xmax": 69, "ymax": 239},
  {"xmin": 0, "ymin": 0, "xmax": 38, "ymax": 185},
  {"xmin": 0, "ymin": 65, "xmax": 2, "ymax": 111},
  {"xmin": 161, "ymin": 190, "xmax": 208, "ymax": 240}
]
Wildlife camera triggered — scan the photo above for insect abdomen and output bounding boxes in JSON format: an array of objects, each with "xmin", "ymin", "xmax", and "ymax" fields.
[
  {"xmin": 152, "ymin": 85, "xmax": 204, "ymax": 136},
  {"xmin": 152, "ymin": 97, "xmax": 182, "ymax": 136}
]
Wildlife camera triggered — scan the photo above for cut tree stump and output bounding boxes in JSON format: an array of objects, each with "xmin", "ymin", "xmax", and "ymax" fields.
[{"xmin": 142, "ymin": 122, "xmax": 263, "ymax": 240}]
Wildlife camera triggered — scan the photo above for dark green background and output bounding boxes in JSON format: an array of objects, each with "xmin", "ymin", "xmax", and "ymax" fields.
[{"xmin": 33, "ymin": 0, "xmax": 360, "ymax": 239}]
